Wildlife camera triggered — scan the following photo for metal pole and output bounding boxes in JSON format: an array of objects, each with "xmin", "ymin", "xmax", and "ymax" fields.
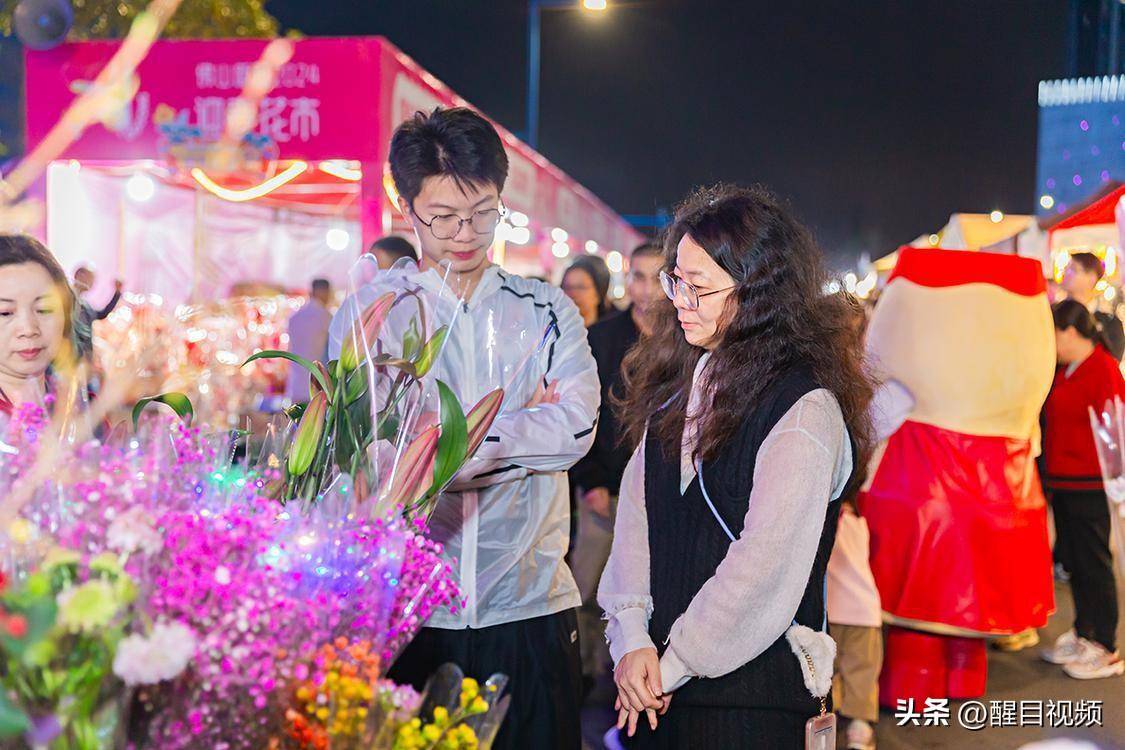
[{"xmin": 527, "ymin": 0, "xmax": 541, "ymax": 149}]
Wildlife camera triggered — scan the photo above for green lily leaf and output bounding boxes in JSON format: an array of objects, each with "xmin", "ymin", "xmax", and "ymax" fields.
[
  {"xmin": 413, "ymin": 326, "xmax": 449, "ymax": 378},
  {"xmin": 402, "ymin": 316, "xmax": 422, "ymax": 361},
  {"xmin": 345, "ymin": 367, "xmax": 368, "ymax": 405},
  {"xmin": 429, "ymin": 380, "xmax": 468, "ymax": 497},
  {"xmin": 376, "ymin": 405, "xmax": 401, "ymax": 441},
  {"xmin": 336, "ymin": 397, "xmax": 372, "ymax": 470},
  {"xmin": 0, "ymin": 691, "xmax": 29, "ymax": 738},
  {"xmin": 131, "ymin": 392, "xmax": 194, "ymax": 430},
  {"xmin": 243, "ymin": 350, "xmax": 331, "ymax": 394}
]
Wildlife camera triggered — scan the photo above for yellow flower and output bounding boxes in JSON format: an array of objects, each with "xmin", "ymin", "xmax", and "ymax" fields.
[
  {"xmin": 42, "ymin": 546, "xmax": 81, "ymax": 570},
  {"xmin": 55, "ymin": 579, "xmax": 119, "ymax": 632},
  {"xmin": 432, "ymin": 706, "xmax": 449, "ymax": 727},
  {"xmin": 89, "ymin": 551, "xmax": 124, "ymax": 577},
  {"xmin": 422, "ymin": 724, "xmax": 442, "ymax": 743},
  {"xmin": 468, "ymin": 696, "xmax": 488, "ymax": 715},
  {"xmin": 457, "ymin": 725, "xmax": 480, "ymax": 750},
  {"xmin": 461, "ymin": 677, "xmax": 479, "ymax": 695}
]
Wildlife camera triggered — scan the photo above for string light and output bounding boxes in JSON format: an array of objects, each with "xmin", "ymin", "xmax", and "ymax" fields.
[
  {"xmin": 989, "ymin": 210, "xmax": 1004, "ymax": 223},
  {"xmin": 551, "ymin": 227, "xmax": 568, "ymax": 243},
  {"xmin": 606, "ymin": 251, "xmax": 624, "ymax": 273},
  {"xmin": 318, "ymin": 160, "xmax": 362, "ymax": 182},
  {"xmin": 191, "ymin": 162, "xmax": 308, "ymax": 202},
  {"xmin": 326, "ymin": 228, "xmax": 350, "ymax": 251},
  {"xmin": 585, "ymin": 240, "xmax": 599, "ymax": 254},
  {"xmin": 126, "ymin": 173, "xmax": 155, "ymax": 202},
  {"xmin": 1040, "ymin": 194, "xmax": 1055, "ymax": 209}
]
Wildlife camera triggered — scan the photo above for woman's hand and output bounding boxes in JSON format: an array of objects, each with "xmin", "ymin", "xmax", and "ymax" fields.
[
  {"xmin": 615, "ymin": 694, "xmax": 672, "ymax": 737},
  {"xmin": 614, "ymin": 646, "xmax": 664, "ymax": 714}
]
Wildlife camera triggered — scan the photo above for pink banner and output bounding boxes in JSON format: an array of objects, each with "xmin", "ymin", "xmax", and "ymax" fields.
[
  {"xmin": 26, "ymin": 37, "xmax": 383, "ymax": 162},
  {"xmin": 26, "ymin": 36, "xmax": 643, "ymax": 259}
]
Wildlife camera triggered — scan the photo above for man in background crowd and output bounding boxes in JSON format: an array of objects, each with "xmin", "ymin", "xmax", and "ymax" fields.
[
  {"xmin": 1061, "ymin": 252, "xmax": 1125, "ymax": 360},
  {"xmin": 370, "ymin": 234, "xmax": 418, "ymax": 270},
  {"xmin": 285, "ymin": 278, "xmax": 333, "ymax": 404},
  {"xmin": 72, "ymin": 264, "xmax": 123, "ymax": 361},
  {"xmin": 568, "ymin": 241, "xmax": 664, "ymax": 697}
]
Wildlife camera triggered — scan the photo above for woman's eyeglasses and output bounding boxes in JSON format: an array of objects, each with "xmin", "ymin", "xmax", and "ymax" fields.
[
  {"xmin": 660, "ymin": 270, "xmax": 733, "ymax": 311},
  {"xmin": 411, "ymin": 204, "xmax": 506, "ymax": 240}
]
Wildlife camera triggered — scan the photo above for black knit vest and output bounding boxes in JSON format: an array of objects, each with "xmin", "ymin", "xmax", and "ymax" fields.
[{"xmin": 645, "ymin": 366, "xmax": 851, "ymax": 713}]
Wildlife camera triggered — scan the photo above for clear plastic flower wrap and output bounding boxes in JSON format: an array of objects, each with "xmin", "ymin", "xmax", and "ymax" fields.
[
  {"xmin": 1087, "ymin": 396, "xmax": 1125, "ymax": 578},
  {"xmin": 0, "ymin": 408, "xmax": 462, "ymax": 750},
  {"xmin": 244, "ymin": 254, "xmax": 524, "ymax": 518}
]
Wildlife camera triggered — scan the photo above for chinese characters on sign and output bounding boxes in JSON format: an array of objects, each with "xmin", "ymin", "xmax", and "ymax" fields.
[
  {"xmin": 191, "ymin": 94, "xmax": 321, "ymax": 143},
  {"xmin": 190, "ymin": 62, "xmax": 322, "ymax": 144},
  {"xmin": 894, "ymin": 699, "xmax": 1104, "ymax": 730},
  {"xmin": 195, "ymin": 62, "xmax": 321, "ymax": 90}
]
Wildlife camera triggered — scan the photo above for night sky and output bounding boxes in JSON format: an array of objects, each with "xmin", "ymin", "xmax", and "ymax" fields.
[{"xmin": 269, "ymin": 0, "xmax": 1070, "ymax": 268}]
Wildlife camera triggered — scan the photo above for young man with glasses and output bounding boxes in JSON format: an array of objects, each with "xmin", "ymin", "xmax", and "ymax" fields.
[{"xmin": 329, "ymin": 107, "xmax": 599, "ymax": 750}]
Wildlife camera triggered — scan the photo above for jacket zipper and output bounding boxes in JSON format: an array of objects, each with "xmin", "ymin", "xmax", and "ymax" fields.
[{"xmin": 460, "ymin": 300, "xmax": 479, "ymax": 627}]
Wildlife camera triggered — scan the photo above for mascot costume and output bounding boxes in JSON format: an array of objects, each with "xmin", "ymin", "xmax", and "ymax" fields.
[{"xmin": 859, "ymin": 246, "xmax": 1057, "ymax": 705}]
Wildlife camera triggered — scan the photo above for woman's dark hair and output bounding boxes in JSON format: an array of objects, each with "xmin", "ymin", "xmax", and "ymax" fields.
[
  {"xmin": 0, "ymin": 235, "xmax": 76, "ymax": 363},
  {"xmin": 389, "ymin": 107, "xmax": 509, "ymax": 205},
  {"xmin": 1053, "ymin": 298, "xmax": 1108, "ymax": 348},
  {"xmin": 1068, "ymin": 252, "xmax": 1105, "ymax": 280},
  {"xmin": 619, "ymin": 184, "xmax": 874, "ymax": 468},
  {"xmin": 564, "ymin": 255, "xmax": 612, "ymax": 315}
]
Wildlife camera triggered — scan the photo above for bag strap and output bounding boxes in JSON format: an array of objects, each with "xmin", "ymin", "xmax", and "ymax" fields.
[{"xmin": 696, "ymin": 459, "xmax": 828, "ymax": 633}]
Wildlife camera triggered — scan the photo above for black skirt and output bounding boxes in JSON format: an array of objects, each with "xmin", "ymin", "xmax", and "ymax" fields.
[{"xmin": 623, "ymin": 704, "xmax": 809, "ymax": 750}]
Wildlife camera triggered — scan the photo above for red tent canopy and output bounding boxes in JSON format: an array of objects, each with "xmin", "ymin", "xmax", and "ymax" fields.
[{"xmin": 1052, "ymin": 184, "xmax": 1125, "ymax": 231}]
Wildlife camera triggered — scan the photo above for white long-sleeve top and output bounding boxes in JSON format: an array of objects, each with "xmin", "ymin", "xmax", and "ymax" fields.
[
  {"xmin": 329, "ymin": 263, "xmax": 600, "ymax": 628},
  {"xmin": 597, "ymin": 356, "xmax": 853, "ymax": 693}
]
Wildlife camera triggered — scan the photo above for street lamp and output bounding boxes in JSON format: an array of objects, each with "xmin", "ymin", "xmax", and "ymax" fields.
[{"xmin": 526, "ymin": 0, "xmax": 607, "ymax": 150}]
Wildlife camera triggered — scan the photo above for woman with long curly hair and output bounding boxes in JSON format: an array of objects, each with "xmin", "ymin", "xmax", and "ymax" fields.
[{"xmin": 597, "ymin": 184, "xmax": 874, "ymax": 747}]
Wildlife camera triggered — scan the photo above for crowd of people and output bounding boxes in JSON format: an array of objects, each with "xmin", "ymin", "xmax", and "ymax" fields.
[{"xmin": 1, "ymin": 105, "xmax": 1121, "ymax": 750}]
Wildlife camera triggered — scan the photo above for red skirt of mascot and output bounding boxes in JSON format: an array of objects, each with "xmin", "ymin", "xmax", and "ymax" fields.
[{"xmin": 858, "ymin": 247, "xmax": 1056, "ymax": 706}]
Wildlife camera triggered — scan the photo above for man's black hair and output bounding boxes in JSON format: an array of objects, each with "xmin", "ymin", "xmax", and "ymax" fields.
[
  {"xmin": 369, "ymin": 235, "xmax": 417, "ymax": 263},
  {"xmin": 389, "ymin": 107, "xmax": 509, "ymax": 206}
]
